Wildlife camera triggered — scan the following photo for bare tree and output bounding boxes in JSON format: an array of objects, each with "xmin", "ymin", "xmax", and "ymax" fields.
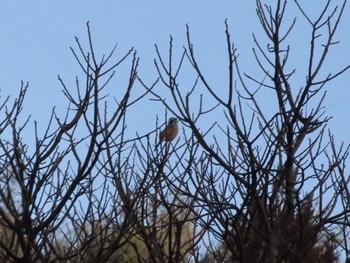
[
  {"xmin": 0, "ymin": 22, "xmax": 203, "ymax": 262},
  {"xmin": 0, "ymin": 22, "xmax": 142, "ymax": 262},
  {"xmin": 0, "ymin": 0, "xmax": 349, "ymax": 262},
  {"xmin": 149, "ymin": 0, "xmax": 350, "ymax": 262}
]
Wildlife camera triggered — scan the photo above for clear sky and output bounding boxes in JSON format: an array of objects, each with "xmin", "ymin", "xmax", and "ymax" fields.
[{"xmin": 0, "ymin": 1, "xmax": 349, "ymax": 144}]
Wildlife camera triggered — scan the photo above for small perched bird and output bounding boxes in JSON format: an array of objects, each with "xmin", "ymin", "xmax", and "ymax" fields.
[{"xmin": 159, "ymin": 117, "xmax": 179, "ymax": 142}]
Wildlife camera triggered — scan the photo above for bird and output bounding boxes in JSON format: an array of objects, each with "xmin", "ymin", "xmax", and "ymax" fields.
[{"xmin": 159, "ymin": 117, "xmax": 179, "ymax": 142}]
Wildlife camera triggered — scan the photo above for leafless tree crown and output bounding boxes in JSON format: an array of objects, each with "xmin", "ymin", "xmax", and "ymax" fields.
[{"xmin": 0, "ymin": 1, "xmax": 349, "ymax": 262}]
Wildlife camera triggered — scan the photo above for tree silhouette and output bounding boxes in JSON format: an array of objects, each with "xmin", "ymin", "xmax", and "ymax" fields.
[
  {"xmin": 148, "ymin": 0, "xmax": 350, "ymax": 261},
  {"xmin": 0, "ymin": 1, "xmax": 349, "ymax": 262}
]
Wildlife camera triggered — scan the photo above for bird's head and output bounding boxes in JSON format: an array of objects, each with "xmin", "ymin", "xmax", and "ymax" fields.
[{"xmin": 168, "ymin": 117, "xmax": 178, "ymax": 125}]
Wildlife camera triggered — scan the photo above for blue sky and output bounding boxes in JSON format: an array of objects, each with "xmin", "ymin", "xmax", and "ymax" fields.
[{"xmin": 0, "ymin": 1, "xmax": 349, "ymax": 144}]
